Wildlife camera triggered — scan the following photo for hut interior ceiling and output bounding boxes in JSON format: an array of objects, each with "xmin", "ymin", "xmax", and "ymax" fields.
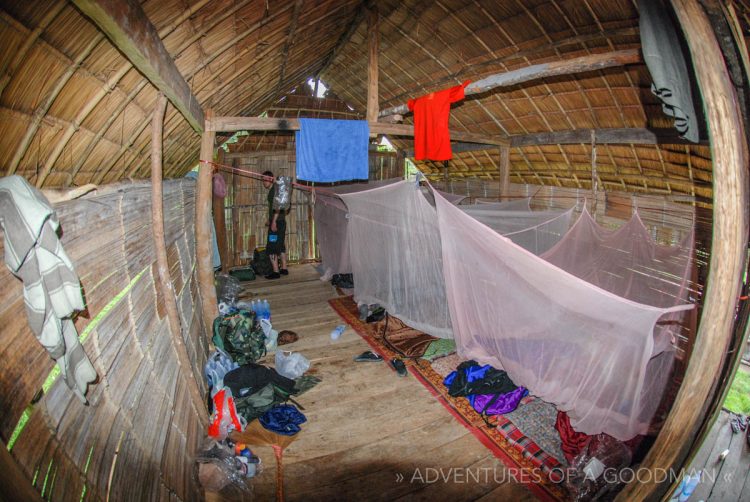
[{"xmin": 0, "ymin": 0, "xmax": 742, "ymax": 199}]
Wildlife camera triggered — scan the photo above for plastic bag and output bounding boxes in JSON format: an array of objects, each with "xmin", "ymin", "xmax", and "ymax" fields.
[
  {"xmin": 275, "ymin": 350, "xmax": 310, "ymax": 379},
  {"xmin": 273, "ymin": 176, "xmax": 292, "ymax": 210},
  {"xmin": 208, "ymin": 387, "xmax": 246, "ymax": 440},
  {"xmin": 260, "ymin": 318, "xmax": 278, "ymax": 351},
  {"xmin": 564, "ymin": 434, "xmax": 632, "ymax": 501},
  {"xmin": 204, "ymin": 348, "xmax": 239, "ymax": 389},
  {"xmin": 216, "ymin": 273, "xmax": 242, "ymax": 304},
  {"xmin": 196, "ymin": 440, "xmax": 256, "ymax": 493}
]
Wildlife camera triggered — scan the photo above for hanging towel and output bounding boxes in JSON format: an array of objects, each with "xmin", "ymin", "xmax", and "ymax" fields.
[
  {"xmin": 0, "ymin": 175, "xmax": 97, "ymax": 402},
  {"xmin": 639, "ymin": 0, "xmax": 699, "ymax": 143},
  {"xmin": 295, "ymin": 118, "xmax": 369, "ymax": 182},
  {"xmin": 408, "ymin": 80, "xmax": 470, "ymax": 161}
]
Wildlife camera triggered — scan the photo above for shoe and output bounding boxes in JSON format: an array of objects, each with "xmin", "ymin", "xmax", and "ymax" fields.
[
  {"xmin": 739, "ymin": 415, "xmax": 748, "ymax": 431},
  {"xmin": 390, "ymin": 358, "xmax": 407, "ymax": 377},
  {"xmin": 366, "ymin": 307, "xmax": 386, "ymax": 323},
  {"xmin": 265, "ymin": 272, "xmax": 280, "ymax": 279},
  {"xmin": 730, "ymin": 414, "xmax": 742, "ymax": 434},
  {"xmin": 354, "ymin": 351, "xmax": 383, "ymax": 362},
  {"xmin": 280, "ymin": 269, "xmax": 289, "ymax": 275}
]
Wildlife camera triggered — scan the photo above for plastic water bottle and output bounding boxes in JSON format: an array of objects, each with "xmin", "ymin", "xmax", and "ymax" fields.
[
  {"xmin": 262, "ymin": 299, "xmax": 271, "ymax": 320},
  {"xmin": 330, "ymin": 324, "xmax": 345, "ymax": 340},
  {"xmin": 250, "ymin": 299, "xmax": 258, "ymax": 313}
]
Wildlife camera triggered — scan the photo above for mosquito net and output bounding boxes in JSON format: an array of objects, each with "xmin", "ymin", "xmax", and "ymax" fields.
[
  {"xmin": 433, "ymin": 190, "xmax": 694, "ymax": 440},
  {"xmin": 342, "ymin": 181, "xmax": 454, "ymax": 338},
  {"xmin": 460, "ymin": 205, "xmax": 574, "ymax": 255}
]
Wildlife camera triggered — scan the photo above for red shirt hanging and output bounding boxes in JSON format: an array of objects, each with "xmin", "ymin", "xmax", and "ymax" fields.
[{"xmin": 407, "ymin": 80, "xmax": 470, "ymax": 161}]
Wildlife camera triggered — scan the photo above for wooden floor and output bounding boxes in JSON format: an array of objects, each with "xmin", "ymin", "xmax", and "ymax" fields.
[
  {"xmin": 229, "ymin": 264, "xmax": 536, "ymax": 501},
  {"xmin": 684, "ymin": 409, "xmax": 750, "ymax": 501}
]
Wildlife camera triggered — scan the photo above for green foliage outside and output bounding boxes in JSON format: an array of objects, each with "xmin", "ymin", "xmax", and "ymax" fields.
[{"xmin": 724, "ymin": 368, "xmax": 750, "ymax": 415}]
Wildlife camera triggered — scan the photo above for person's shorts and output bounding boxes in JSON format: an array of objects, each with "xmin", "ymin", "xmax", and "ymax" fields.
[{"xmin": 266, "ymin": 219, "xmax": 286, "ymax": 255}]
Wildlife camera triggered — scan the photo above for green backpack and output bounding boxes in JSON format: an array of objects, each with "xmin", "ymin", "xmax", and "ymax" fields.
[{"xmin": 212, "ymin": 310, "xmax": 267, "ymax": 365}]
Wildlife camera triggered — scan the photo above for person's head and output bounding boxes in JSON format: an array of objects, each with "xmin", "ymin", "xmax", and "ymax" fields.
[{"xmin": 262, "ymin": 170, "xmax": 274, "ymax": 189}]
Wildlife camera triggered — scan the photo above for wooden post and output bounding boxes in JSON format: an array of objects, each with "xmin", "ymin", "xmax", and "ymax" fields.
[
  {"xmin": 150, "ymin": 94, "xmax": 207, "ymax": 425},
  {"xmin": 591, "ymin": 129, "xmax": 598, "ymax": 216},
  {"xmin": 214, "ymin": 148, "xmax": 228, "ymax": 271},
  {"xmin": 443, "ymin": 160, "xmax": 449, "ymax": 183},
  {"xmin": 617, "ymin": 0, "xmax": 749, "ymax": 499},
  {"xmin": 499, "ymin": 145, "xmax": 510, "ymax": 201},
  {"xmin": 366, "ymin": 7, "xmax": 379, "ymax": 126},
  {"xmin": 196, "ymin": 109, "xmax": 218, "ymax": 334},
  {"xmin": 0, "ymin": 439, "xmax": 42, "ymax": 501}
]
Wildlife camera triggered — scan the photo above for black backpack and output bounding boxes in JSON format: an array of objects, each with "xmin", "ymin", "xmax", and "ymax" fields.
[{"xmin": 252, "ymin": 247, "xmax": 274, "ymax": 276}]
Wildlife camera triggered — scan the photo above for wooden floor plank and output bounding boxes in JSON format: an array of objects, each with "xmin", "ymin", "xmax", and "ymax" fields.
[{"xmin": 234, "ymin": 264, "xmax": 535, "ymax": 501}]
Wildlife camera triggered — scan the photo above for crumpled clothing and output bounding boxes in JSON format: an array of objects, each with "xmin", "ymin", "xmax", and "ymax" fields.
[
  {"xmin": 259, "ymin": 404, "xmax": 307, "ymax": 436},
  {"xmin": 470, "ymin": 387, "xmax": 528, "ymax": 415}
]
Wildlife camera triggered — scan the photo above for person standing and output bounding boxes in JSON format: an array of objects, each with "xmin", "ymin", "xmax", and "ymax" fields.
[{"xmin": 263, "ymin": 171, "xmax": 288, "ymax": 279}]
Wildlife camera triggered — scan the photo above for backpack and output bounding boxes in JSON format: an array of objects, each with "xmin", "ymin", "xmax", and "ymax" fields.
[
  {"xmin": 212, "ymin": 310, "xmax": 267, "ymax": 365},
  {"xmin": 252, "ymin": 247, "xmax": 274, "ymax": 276}
]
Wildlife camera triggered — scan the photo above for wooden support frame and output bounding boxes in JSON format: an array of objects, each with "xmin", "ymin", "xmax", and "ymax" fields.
[
  {"xmin": 150, "ymin": 94, "xmax": 207, "ymax": 425},
  {"xmin": 379, "ymin": 49, "xmax": 641, "ymax": 117},
  {"xmin": 617, "ymin": 0, "xmax": 749, "ymax": 499},
  {"xmin": 196, "ymin": 110, "xmax": 218, "ymax": 335},
  {"xmin": 207, "ymin": 116, "xmax": 509, "ymax": 147},
  {"xmin": 72, "ymin": 0, "xmax": 205, "ymax": 132},
  {"xmin": 366, "ymin": 7, "xmax": 379, "ymax": 124}
]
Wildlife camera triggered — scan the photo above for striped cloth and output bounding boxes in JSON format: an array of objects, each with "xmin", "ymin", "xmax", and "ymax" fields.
[{"xmin": 0, "ymin": 176, "xmax": 96, "ymax": 402}]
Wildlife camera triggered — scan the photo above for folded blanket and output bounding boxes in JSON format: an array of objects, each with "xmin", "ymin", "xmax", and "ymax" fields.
[{"xmin": 295, "ymin": 118, "xmax": 369, "ymax": 182}]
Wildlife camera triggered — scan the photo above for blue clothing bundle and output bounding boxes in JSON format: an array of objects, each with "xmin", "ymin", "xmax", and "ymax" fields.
[
  {"xmin": 444, "ymin": 361, "xmax": 527, "ymax": 415},
  {"xmin": 259, "ymin": 404, "xmax": 307, "ymax": 436},
  {"xmin": 295, "ymin": 118, "xmax": 369, "ymax": 182}
]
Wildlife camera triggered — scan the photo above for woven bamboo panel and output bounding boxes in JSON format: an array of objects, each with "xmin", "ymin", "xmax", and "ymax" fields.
[{"xmin": 0, "ymin": 180, "xmax": 207, "ymax": 501}]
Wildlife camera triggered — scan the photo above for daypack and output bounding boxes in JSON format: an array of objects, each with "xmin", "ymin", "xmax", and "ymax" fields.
[
  {"xmin": 252, "ymin": 247, "xmax": 274, "ymax": 276},
  {"xmin": 212, "ymin": 310, "xmax": 267, "ymax": 365}
]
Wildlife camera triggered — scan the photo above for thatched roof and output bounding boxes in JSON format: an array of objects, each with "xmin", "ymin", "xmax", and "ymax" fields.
[{"xmin": 0, "ymin": 0, "xmax": 742, "ymax": 198}]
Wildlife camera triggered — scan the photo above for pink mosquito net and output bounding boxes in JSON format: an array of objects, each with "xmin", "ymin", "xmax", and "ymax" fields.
[{"xmin": 434, "ymin": 190, "xmax": 694, "ymax": 440}]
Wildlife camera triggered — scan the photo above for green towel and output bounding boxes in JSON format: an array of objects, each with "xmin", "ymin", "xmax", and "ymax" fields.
[{"xmin": 421, "ymin": 339, "xmax": 456, "ymax": 361}]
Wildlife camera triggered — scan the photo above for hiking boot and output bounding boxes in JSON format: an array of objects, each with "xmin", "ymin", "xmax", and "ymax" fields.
[
  {"xmin": 265, "ymin": 272, "xmax": 281, "ymax": 280},
  {"xmin": 730, "ymin": 414, "xmax": 742, "ymax": 434},
  {"xmin": 280, "ymin": 269, "xmax": 289, "ymax": 275}
]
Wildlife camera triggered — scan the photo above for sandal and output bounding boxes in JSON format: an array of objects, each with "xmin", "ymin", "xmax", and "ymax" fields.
[
  {"xmin": 354, "ymin": 351, "xmax": 383, "ymax": 362},
  {"xmin": 390, "ymin": 358, "xmax": 407, "ymax": 377}
]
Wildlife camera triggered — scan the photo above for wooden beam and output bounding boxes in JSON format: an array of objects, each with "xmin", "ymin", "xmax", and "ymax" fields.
[
  {"xmin": 510, "ymin": 128, "xmax": 708, "ymax": 147},
  {"xmin": 316, "ymin": 0, "xmax": 370, "ymax": 80},
  {"xmin": 366, "ymin": 7, "xmax": 379, "ymax": 124},
  {"xmin": 72, "ymin": 0, "xmax": 204, "ymax": 132},
  {"xmin": 498, "ymin": 145, "xmax": 510, "ymax": 201},
  {"xmin": 618, "ymin": 0, "xmax": 748, "ymax": 499},
  {"xmin": 274, "ymin": 0, "xmax": 304, "ymax": 100},
  {"xmin": 0, "ymin": 438, "xmax": 42, "ymax": 501},
  {"xmin": 196, "ymin": 110, "xmax": 218, "ymax": 334},
  {"xmin": 379, "ymin": 48, "xmax": 641, "ymax": 117},
  {"xmin": 150, "ymin": 94, "xmax": 207, "ymax": 426},
  {"xmin": 208, "ymin": 116, "xmax": 510, "ymax": 146}
]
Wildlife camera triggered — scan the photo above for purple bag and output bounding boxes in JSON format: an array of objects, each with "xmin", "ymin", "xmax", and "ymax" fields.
[{"xmin": 471, "ymin": 387, "xmax": 527, "ymax": 415}]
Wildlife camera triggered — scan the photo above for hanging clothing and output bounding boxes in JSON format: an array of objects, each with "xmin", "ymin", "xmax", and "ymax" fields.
[
  {"xmin": 295, "ymin": 118, "xmax": 369, "ymax": 182},
  {"xmin": 0, "ymin": 176, "xmax": 97, "ymax": 402},
  {"xmin": 407, "ymin": 80, "xmax": 470, "ymax": 161},
  {"xmin": 639, "ymin": 0, "xmax": 699, "ymax": 142}
]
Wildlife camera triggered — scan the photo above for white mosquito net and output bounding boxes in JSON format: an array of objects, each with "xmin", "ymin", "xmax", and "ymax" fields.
[
  {"xmin": 342, "ymin": 181, "xmax": 454, "ymax": 338},
  {"xmin": 460, "ymin": 204, "xmax": 574, "ymax": 255},
  {"xmin": 433, "ymin": 189, "xmax": 694, "ymax": 440},
  {"xmin": 475, "ymin": 197, "xmax": 532, "ymax": 210}
]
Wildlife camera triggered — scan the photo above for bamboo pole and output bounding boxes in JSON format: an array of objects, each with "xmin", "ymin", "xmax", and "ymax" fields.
[
  {"xmin": 151, "ymin": 94, "xmax": 207, "ymax": 425},
  {"xmin": 196, "ymin": 110, "xmax": 218, "ymax": 335},
  {"xmin": 617, "ymin": 0, "xmax": 749, "ymax": 499}
]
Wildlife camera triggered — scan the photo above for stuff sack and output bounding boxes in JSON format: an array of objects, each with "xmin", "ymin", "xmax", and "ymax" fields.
[
  {"xmin": 229, "ymin": 266, "xmax": 256, "ymax": 282},
  {"xmin": 213, "ymin": 310, "xmax": 267, "ymax": 365},
  {"xmin": 252, "ymin": 247, "xmax": 274, "ymax": 276}
]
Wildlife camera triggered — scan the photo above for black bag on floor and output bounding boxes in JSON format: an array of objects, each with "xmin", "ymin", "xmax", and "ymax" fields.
[
  {"xmin": 331, "ymin": 273, "xmax": 354, "ymax": 289},
  {"xmin": 252, "ymin": 247, "xmax": 274, "ymax": 276}
]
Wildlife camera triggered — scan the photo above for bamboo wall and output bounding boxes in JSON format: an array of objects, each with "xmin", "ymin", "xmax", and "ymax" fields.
[{"xmin": 0, "ymin": 180, "xmax": 208, "ymax": 501}]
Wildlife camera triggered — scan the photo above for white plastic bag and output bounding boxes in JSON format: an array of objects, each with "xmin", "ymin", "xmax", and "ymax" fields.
[
  {"xmin": 260, "ymin": 318, "xmax": 278, "ymax": 351},
  {"xmin": 275, "ymin": 350, "xmax": 310, "ymax": 379}
]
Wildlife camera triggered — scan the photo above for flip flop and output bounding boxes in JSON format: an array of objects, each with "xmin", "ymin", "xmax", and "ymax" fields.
[
  {"xmin": 354, "ymin": 351, "xmax": 383, "ymax": 362},
  {"xmin": 391, "ymin": 358, "xmax": 407, "ymax": 377}
]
